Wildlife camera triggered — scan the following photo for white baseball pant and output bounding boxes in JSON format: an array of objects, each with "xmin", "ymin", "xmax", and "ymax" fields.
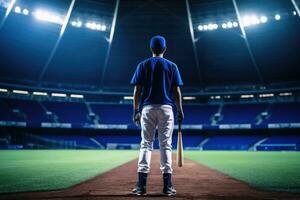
[{"xmin": 137, "ymin": 104, "xmax": 174, "ymax": 174}]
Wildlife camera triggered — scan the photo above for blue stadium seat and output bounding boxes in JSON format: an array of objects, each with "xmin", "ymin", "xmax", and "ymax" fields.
[
  {"xmin": 220, "ymin": 103, "xmax": 268, "ymax": 124},
  {"xmin": 42, "ymin": 101, "xmax": 89, "ymax": 124},
  {"xmin": 203, "ymin": 135, "xmax": 263, "ymax": 150}
]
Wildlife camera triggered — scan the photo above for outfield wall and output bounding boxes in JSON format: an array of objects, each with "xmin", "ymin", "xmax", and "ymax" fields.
[{"xmin": 1, "ymin": 127, "xmax": 299, "ymax": 151}]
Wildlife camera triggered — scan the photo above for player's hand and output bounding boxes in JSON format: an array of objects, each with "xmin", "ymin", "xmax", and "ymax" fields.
[
  {"xmin": 132, "ymin": 109, "xmax": 141, "ymax": 126},
  {"xmin": 177, "ymin": 110, "xmax": 184, "ymax": 123}
]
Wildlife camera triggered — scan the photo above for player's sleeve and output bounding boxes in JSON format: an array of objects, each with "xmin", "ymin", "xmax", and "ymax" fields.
[
  {"xmin": 130, "ymin": 63, "xmax": 144, "ymax": 86},
  {"xmin": 172, "ymin": 64, "xmax": 183, "ymax": 86}
]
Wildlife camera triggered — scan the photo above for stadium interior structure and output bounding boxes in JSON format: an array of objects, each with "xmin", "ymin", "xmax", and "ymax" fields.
[{"xmin": 0, "ymin": 0, "xmax": 300, "ymax": 151}]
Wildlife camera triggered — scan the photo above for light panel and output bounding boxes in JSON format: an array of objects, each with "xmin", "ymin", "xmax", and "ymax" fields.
[
  {"xmin": 123, "ymin": 96, "xmax": 133, "ymax": 100},
  {"xmin": 33, "ymin": 91, "xmax": 47, "ymax": 96},
  {"xmin": 51, "ymin": 93, "xmax": 67, "ymax": 97},
  {"xmin": 33, "ymin": 9, "xmax": 64, "ymax": 25},
  {"xmin": 70, "ymin": 94, "xmax": 84, "ymax": 98},
  {"xmin": 12, "ymin": 90, "xmax": 29, "ymax": 94}
]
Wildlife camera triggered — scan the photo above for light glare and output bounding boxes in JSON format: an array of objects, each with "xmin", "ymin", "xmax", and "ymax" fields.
[
  {"xmin": 198, "ymin": 25, "xmax": 203, "ymax": 31},
  {"xmin": 14, "ymin": 6, "xmax": 21, "ymax": 13},
  {"xmin": 76, "ymin": 21, "xmax": 82, "ymax": 27},
  {"xmin": 34, "ymin": 9, "xmax": 64, "ymax": 25},
  {"xmin": 208, "ymin": 23, "xmax": 214, "ymax": 30},
  {"xmin": 227, "ymin": 21, "xmax": 233, "ymax": 28},
  {"xmin": 260, "ymin": 16, "xmax": 268, "ymax": 23},
  {"xmin": 101, "ymin": 24, "xmax": 106, "ymax": 31},
  {"xmin": 23, "ymin": 8, "xmax": 29, "ymax": 15},
  {"xmin": 71, "ymin": 21, "xmax": 77, "ymax": 26},
  {"xmin": 250, "ymin": 16, "xmax": 260, "ymax": 25}
]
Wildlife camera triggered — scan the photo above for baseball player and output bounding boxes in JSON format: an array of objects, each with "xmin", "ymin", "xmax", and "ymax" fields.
[{"xmin": 130, "ymin": 35, "xmax": 184, "ymax": 196}]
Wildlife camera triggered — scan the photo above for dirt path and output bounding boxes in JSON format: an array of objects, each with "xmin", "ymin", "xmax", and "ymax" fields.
[{"xmin": 1, "ymin": 152, "xmax": 300, "ymax": 200}]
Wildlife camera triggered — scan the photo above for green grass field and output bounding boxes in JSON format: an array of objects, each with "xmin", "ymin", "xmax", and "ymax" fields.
[
  {"xmin": 0, "ymin": 150, "xmax": 138, "ymax": 193},
  {"xmin": 0, "ymin": 150, "xmax": 300, "ymax": 194},
  {"xmin": 186, "ymin": 151, "xmax": 300, "ymax": 193}
]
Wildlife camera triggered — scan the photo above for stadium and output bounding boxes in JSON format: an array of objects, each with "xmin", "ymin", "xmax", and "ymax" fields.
[{"xmin": 0, "ymin": 0, "xmax": 300, "ymax": 199}]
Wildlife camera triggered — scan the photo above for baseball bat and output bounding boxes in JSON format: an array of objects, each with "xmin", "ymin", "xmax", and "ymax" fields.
[{"xmin": 177, "ymin": 122, "xmax": 184, "ymax": 167}]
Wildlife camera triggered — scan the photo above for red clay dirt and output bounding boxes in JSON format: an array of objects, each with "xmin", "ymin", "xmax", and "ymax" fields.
[{"xmin": 1, "ymin": 151, "xmax": 300, "ymax": 200}]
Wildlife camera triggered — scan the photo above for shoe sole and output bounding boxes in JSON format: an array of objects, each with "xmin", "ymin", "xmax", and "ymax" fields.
[
  {"xmin": 132, "ymin": 192, "xmax": 147, "ymax": 196},
  {"xmin": 163, "ymin": 192, "xmax": 176, "ymax": 196}
]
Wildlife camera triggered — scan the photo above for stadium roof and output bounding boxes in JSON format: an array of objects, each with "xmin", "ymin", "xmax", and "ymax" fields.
[{"xmin": 0, "ymin": 0, "xmax": 299, "ymax": 92}]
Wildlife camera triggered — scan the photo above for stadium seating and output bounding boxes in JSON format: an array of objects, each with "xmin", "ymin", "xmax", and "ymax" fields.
[
  {"xmin": 184, "ymin": 104, "xmax": 219, "ymax": 124},
  {"xmin": 37, "ymin": 134, "xmax": 101, "ymax": 149},
  {"xmin": 42, "ymin": 101, "xmax": 90, "ymax": 124},
  {"xmin": 90, "ymin": 103, "xmax": 132, "ymax": 124},
  {"xmin": 256, "ymin": 135, "xmax": 300, "ymax": 151},
  {"xmin": 203, "ymin": 135, "xmax": 263, "ymax": 150},
  {"xmin": 94, "ymin": 134, "xmax": 206, "ymax": 149},
  {"xmin": 1, "ymin": 97, "xmax": 300, "ymax": 128},
  {"xmin": 0, "ymin": 98, "xmax": 21, "ymax": 121},
  {"xmin": 266, "ymin": 103, "xmax": 300, "ymax": 123},
  {"xmin": 3, "ymin": 98, "xmax": 51, "ymax": 123},
  {"xmin": 220, "ymin": 103, "xmax": 268, "ymax": 124}
]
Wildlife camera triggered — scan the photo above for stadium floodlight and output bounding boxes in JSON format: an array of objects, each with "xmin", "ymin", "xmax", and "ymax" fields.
[
  {"xmin": 279, "ymin": 92, "xmax": 292, "ymax": 96},
  {"xmin": 198, "ymin": 25, "xmax": 204, "ymax": 31},
  {"xmin": 51, "ymin": 93, "xmax": 67, "ymax": 97},
  {"xmin": 76, "ymin": 21, "xmax": 82, "ymax": 27},
  {"xmin": 275, "ymin": 14, "xmax": 281, "ymax": 20},
  {"xmin": 33, "ymin": 92, "xmax": 47, "ymax": 96},
  {"xmin": 123, "ymin": 96, "xmax": 133, "ymax": 100},
  {"xmin": 183, "ymin": 96, "xmax": 196, "ymax": 100},
  {"xmin": 70, "ymin": 94, "xmax": 84, "ymax": 98},
  {"xmin": 259, "ymin": 93, "xmax": 274, "ymax": 98},
  {"xmin": 241, "ymin": 94, "xmax": 254, "ymax": 98},
  {"xmin": 211, "ymin": 95, "xmax": 221, "ymax": 99},
  {"xmin": 221, "ymin": 23, "xmax": 227, "ymax": 29},
  {"xmin": 71, "ymin": 21, "xmax": 77, "ymax": 26},
  {"xmin": 203, "ymin": 24, "xmax": 208, "ymax": 31},
  {"xmin": 71, "ymin": 20, "xmax": 82, "ymax": 27},
  {"xmin": 213, "ymin": 24, "xmax": 218, "ymax": 29},
  {"xmin": 90, "ymin": 22, "xmax": 97, "ymax": 30},
  {"xmin": 101, "ymin": 25, "xmax": 107, "ymax": 31},
  {"xmin": 208, "ymin": 23, "xmax": 214, "ymax": 30},
  {"xmin": 22, "ymin": 8, "xmax": 29, "ymax": 15},
  {"xmin": 86, "ymin": 22, "xmax": 91, "ymax": 28},
  {"xmin": 250, "ymin": 16, "xmax": 260, "ymax": 25},
  {"xmin": 227, "ymin": 21, "xmax": 233, "ymax": 28},
  {"xmin": 233, "ymin": 21, "xmax": 238, "ymax": 27},
  {"xmin": 14, "ymin": 6, "xmax": 21, "ymax": 13},
  {"xmin": 96, "ymin": 24, "xmax": 101, "ymax": 30},
  {"xmin": 12, "ymin": 90, "xmax": 28, "ymax": 95},
  {"xmin": 0, "ymin": 88, "xmax": 8, "ymax": 93},
  {"xmin": 260, "ymin": 16, "xmax": 268, "ymax": 23},
  {"xmin": 33, "ymin": 9, "xmax": 64, "ymax": 25},
  {"xmin": 242, "ymin": 16, "xmax": 251, "ymax": 27}
]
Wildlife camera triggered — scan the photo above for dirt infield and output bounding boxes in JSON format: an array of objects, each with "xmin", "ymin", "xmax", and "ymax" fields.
[{"xmin": 1, "ymin": 152, "xmax": 300, "ymax": 200}]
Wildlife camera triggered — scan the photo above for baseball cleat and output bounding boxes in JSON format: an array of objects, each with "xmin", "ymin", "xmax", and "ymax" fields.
[
  {"xmin": 163, "ymin": 187, "xmax": 177, "ymax": 196},
  {"xmin": 132, "ymin": 186, "xmax": 146, "ymax": 196}
]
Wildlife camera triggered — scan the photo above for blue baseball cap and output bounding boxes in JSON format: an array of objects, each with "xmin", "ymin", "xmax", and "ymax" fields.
[{"xmin": 150, "ymin": 35, "xmax": 166, "ymax": 52}]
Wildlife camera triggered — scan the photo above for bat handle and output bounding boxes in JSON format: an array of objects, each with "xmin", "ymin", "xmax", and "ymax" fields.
[{"xmin": 178, "ymin": 122, "xmax": 182, "ymax": 132}]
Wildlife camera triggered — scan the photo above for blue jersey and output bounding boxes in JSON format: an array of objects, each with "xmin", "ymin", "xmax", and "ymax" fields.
[{"xmin": 130, "ymin": 57, "xmax": 183, "ymax": 108}]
